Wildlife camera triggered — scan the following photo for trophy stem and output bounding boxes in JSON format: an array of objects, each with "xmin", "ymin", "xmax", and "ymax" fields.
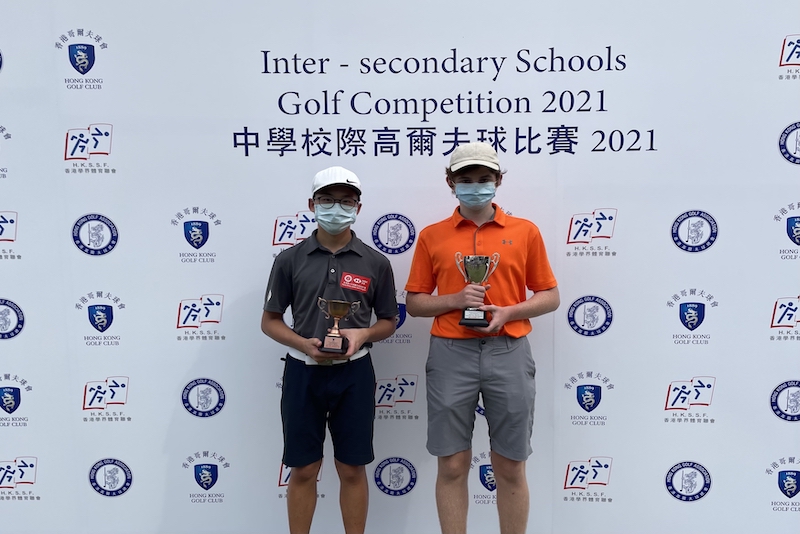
[{"xmin": 330, "ymin": 317, "xmax": 341, "ymax": 337}]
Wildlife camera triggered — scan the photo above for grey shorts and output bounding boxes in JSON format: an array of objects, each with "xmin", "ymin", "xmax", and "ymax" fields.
[{"xmin": 426, "ymin": 335, "xmax": 536, "ymax": 462}]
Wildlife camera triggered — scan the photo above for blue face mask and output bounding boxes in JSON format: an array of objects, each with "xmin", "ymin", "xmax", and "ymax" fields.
[
  {"xmin": 454, "ymin": 183, "xmax": 496, "ymax": 210},
  {"xmin": 315, "ymin": 204, "xmax": 356, "ymax": 235}
]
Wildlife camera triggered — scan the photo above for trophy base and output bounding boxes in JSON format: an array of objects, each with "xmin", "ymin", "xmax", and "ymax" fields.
[
  {"xmin": 320, "ymin": 335, "xmax": 348, "ymax": 354},
  {"xmin": 459, "ymin": 309, "xmax": 489, "ymax": 328}
]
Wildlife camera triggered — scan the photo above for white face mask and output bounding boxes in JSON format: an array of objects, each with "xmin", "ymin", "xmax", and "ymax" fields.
[{"xmin": 315, "ymin": 204, "xmax": 356, "ymax": 235}]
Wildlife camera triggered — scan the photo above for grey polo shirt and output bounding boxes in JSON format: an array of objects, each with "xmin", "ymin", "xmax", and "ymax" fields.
[{"xmin": 264, "ymin": 230, "xmax": 398, "ymax": 348}]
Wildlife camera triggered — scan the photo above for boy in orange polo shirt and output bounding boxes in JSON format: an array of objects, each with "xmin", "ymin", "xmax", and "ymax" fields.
[{"xmin": 405, "ymin": 142, "xmax": 559, "ymax": 534}]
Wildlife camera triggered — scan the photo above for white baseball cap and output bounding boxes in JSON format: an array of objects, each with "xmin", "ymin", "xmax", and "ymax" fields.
[
  {"xmin": 311, "ymin": 166, "xmax": 362, "ymax": 196},
  {"xmin": 448, "ymin": 142, "xmax": 501, "ymax": 172}
]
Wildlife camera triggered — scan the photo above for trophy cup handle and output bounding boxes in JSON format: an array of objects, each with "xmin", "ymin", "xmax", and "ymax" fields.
[
  {"xmin": 454, "ymin": 252, "xmax": 469, "ymax": 283},
  {"xmin": 486, "ymin": 253, "xmax": 500, "ymax": 281},
  {"xmin": 317, "ymin": 297, "xmax": 330, "ymax": 319},
  {"xmin": 342, "ymin": 301, "xmax": 361, "ymax": 324}
]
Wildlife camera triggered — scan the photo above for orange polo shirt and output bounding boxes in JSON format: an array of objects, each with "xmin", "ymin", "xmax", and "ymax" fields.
[{"xmin": 405, "ymin": 205, "xmax": 557, "ymax": 339}]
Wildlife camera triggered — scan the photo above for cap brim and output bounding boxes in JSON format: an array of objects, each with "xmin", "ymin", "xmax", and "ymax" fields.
[
  {"xmin": 450, "ymin": 159, "xmax": 500, "ymax": 172},
  {"xmin": 313, "ymin": 182, "xmax": 362, "ymax": 196}
]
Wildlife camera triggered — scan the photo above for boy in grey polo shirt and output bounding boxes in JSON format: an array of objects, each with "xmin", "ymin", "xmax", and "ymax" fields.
[{"xmin": 261, "ymin": 166, "xmax": 397, "ymax": 534}]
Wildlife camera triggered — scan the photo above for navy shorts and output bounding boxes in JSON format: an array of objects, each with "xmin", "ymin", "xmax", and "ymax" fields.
[{"xmin": 281, "ymin": 354, "xmax": 376, "ymax": 467}]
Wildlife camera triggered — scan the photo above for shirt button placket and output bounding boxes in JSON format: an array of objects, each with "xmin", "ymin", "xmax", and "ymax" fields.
[{"xmin": 329, "ymin": 256, "xmax": 337, "ymax": 285}]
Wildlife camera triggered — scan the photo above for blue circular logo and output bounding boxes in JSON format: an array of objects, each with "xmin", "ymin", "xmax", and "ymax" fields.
[
  {"xmin": 374, "ymin": 457, "xmax": 417, "ymax": 496},
  {"xmin": 0, "ymin": 298, "xmax": 24, "ymax": 340},
  {"xmin": 665, "ymin": 462, "xmax": 711, "ymax": 501},
  {"xmin": 567, "ymin": 296, "xmax": 613, "ymax": 336},
  {"xmin": 671, "ymin": 211, "xmax": 718, "ymax": 252},
  {"xmin": 72, "ymin": 213, "xmax": 119, "ymax": 256},
  {"xmin": 372, "ymin": 213, "xmax": 416, "ymax": 254},
  {"xmin": 778, "ymin": 122, "xmax": 800, "ymax": 165},
  {"xmin": 396, "ymin": 303, "xmax": 407, "ymax": 329},
  {"xmin": 89, "ymin": 458, "xmax": 133, "ymax": 497},
  {"xmin": 770, "ymin": 380, "xmax": 800, "ymax": 422},
  {"xmin": 182, "ymin": 378, "xmax": 226, "ymax": 418}
]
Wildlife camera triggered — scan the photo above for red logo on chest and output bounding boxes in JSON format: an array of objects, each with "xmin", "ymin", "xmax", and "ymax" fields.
[{"xmin": 341, "ymin": 272, "xmax": 371, "ymax": 293}]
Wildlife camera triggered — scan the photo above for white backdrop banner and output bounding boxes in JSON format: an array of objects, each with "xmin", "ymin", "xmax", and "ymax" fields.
[{"xmin": 0, "ymin": 1, "xmax": 799, "ymax": 533}]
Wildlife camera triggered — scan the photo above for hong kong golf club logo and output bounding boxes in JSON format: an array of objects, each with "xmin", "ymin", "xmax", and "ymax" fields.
[
  {"xmin": 778, "ymin": 470, "xmax": 799, "ymax": 499},
  {"xmin": 184, "ymin": 221, "xmax": 209, "ymax": 249},
  {"xmin": 0, "ymin": 387, "xmax": 21, "ymax": 415},
  {"xmin": 786, "ymin": 217, "xmax": 800, "ymax": 247},
  {"xmin": 72, "ymin": 214, "xmax": 118, "ymax": 255},
  {"xmin": 564, "ymin": 370, "xmax": 615, "ymax": 426},
  {"xmin": 666, "ymin": 288, "xmax": 719, "ymax": 344},
  {"xmin": 183, "ymin": 450, "xmax": 230, "ymax": 504},
  {"xmin": 0, "ymin": 374, "xmax": 33, "ymax": 424},
  {"xmin": 87, "ymin": 305, "xmax": 113, "ymax": 332},
  {"xmin": 171, "ymin": 207, "xmax": 223, "ymax": 263},
  {"xmin": 762, "ymin": 454, "xmax": 800, "ymax": 506},
  {"xmin": 671, "ymin": 211, "xmax": 718, "ymax": 252},
  {"xmin": 773, "ymin": 202, "xmax": 800, "ymax": 255},
  {"xmin": 55, "ymin": 28, "xmax": 108, "ymax": 90},
  {"xmin": 479, "ymin": 464, "xmax": 496, "ymax": 491},
  {"xmin": 195, "ymin": 464, "xmax": 218, "ymax": 490},
  {"xmin": 468, "ymin": 452, "xmax": 497, "ymax": 505},
  {"xmin": 69, "ymin": 44, "xmax": 95, "ymax": 74},
  {"xmin": 396, "ymin": 302, "xmax": 407, "ymax": 329},
  {"xmin": 576, "ymin": 385, "xmax": 601, "ymax": 413},
  {"xmin": 75, "ymin": 291, "xmax": 126, "ymax": 347},
  {"xmin": 679, "ymin": 303, "xmax": 704, "ymax": 330}
]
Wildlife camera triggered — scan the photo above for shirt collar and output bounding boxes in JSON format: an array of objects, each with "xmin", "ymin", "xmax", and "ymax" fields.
[
  {"xmin": 305, "ymin": 230, "xmax": 365, "ymax": 256},
  {"xmin": 452, "ymin": 203, "xmax": 506, "ymax": 228}
]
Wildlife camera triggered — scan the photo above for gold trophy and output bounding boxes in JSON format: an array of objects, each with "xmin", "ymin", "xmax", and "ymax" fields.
[
  {"xmin": 317, "ymin": 297, "xmax": 361, "ymax": 354},
  {"xmin": 455, "ymin": 252, "xmax": 500, "ymax": 327}
]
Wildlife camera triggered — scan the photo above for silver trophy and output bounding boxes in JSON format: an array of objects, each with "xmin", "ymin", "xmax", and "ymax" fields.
[
  {"xmin": 455, "ymin": 252, "xmax": 500, "ymax": 327},
  {"xmin": 317, "ymin": 297, "xmax": 361, "ymax": 355}
]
